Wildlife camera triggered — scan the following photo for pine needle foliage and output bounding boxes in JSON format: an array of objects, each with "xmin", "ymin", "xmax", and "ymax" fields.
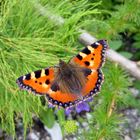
[
  {"xmin": 85, "ymin": 0, "xmax": 140, "ymax": 40},
  {"xmin": 0, "ymin": 0, "xmax": 139, "ymax": 139}
]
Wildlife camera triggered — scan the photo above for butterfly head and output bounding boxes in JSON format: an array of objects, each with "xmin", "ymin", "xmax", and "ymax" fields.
[
  {"xmin": 58, "ymin": 59, "xmax": 72, "ymax": 77},
  {"xmin": 59, "ymin": 59, "xmax": 67, "ymax": 68}
]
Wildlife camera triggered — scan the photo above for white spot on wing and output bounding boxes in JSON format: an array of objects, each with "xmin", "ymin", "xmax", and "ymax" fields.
[
  {"xmin": 87, "ymin": 46, "xmax": 94, "ymax": 53},
  {"xmin": 42, "ymin": 83, "xmax": 49, "ymax": 88},
  {"xmin": 90, "ymin": 61, "xmax": 94, "ymax": 67},
  {"xmin": 23, "ymin": 76, "xmax": 26, "ymax": 80},
  {"xmin": 91, "ymin": 69, "xmax": 96, "ymax": 74},
  {"xmin": 41, "ymin": 69, "xmax": 45, "ymax": 77},
  {"xmin": 79, "ymin": 52, "xmax": 87, "ymax": 58},
  {"xmin": 31, "ymin": 72, "xmax": 35, "ymax": 79},
  {"xmin": 48, "ymin": 89, "xmax": 54, "ymax": 94},
  {"xmin": 95, "ymin": 42, "xmax": 100, "ymax": 45}
]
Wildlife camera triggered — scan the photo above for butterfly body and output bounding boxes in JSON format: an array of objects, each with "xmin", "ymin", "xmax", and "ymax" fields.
[
  {"xmin": 55, "ymin": 59, "xmax": 87, "ymax": 95},
  {"xmin": 16, "ymin": 40, "xmax": 108, "ymax": 108}
]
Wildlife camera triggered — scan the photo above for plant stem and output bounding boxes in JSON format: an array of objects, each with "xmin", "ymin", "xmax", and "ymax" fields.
[{"xmin": 98, "ymin": 95, "xmax": 116, "ymax": 140}]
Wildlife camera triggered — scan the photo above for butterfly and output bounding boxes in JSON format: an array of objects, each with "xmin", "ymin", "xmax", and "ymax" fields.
[{"xmin": 16, "ymin": 40, "xmax": 108, "ymax": 109}]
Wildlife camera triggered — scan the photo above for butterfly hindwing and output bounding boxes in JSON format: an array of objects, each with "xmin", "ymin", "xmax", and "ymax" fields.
[
  {"xmin": 45, "ymin": 69, "xmax": 103, "ymax": 108},
  {"xmin": 82, "ymin": 69, "xmax": 103, "ymax": 99}
]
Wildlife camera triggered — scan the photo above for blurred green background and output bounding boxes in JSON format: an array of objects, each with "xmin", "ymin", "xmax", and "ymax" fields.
[{"xmin": 0, "ymin": 0, "xmax": 140, "ymax": 139}]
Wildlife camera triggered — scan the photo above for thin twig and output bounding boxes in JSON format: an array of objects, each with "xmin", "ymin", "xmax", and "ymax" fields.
[
  {"xmin": 98, "ymin": 95, "xmax": 116, "ymax": 140},
  {"xmin": 107, "ymin": 96, "xmax": 115, "ymax": 118}
]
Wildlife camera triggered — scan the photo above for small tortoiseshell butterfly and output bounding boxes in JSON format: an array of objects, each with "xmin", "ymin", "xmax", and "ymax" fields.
[{"xmin": 16, "ymin": 40, "xmax": 108, "ymax": 109}]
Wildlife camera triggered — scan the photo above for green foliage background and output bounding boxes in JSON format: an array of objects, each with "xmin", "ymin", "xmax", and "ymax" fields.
[{"xmin": 0, "ymin": 0, "xmax": 140, "ymax": 139}]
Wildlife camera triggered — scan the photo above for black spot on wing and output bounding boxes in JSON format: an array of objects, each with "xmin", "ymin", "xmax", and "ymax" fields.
[
  {"xmin": 76, "ymin": 54, "xmax": 83, "ymax": 60},
  {"xmin": 81, "ymin": 47, "xmax": 91, "ymax": 55},
  {"xmin": 91, "ymin": 43, "xmax": 99, "ymax": 49},
  {"xmin": 84, "ymin": 61, "xmax": 90, "ymax": 66},
  {"xmin": 82, "ymin": 68, "xmax": 92, "ymax": 77},
  {"xmin": 45, "ymin": 69, "xmax": 49, "ymax": 75},
  {"xmin": 25, "ymin": 73, "xmax": 31, "ymax": 80},
  {"xmin": 35, "ymin": 70, "xmax": 41, "ymax": 78},
  {"xmin": 45, "ymin": 79, "xmax": 50, "ymax": 85},
  {"xmin": 51, "ymin": 83, "xmax": 59, "ymax": 91}
]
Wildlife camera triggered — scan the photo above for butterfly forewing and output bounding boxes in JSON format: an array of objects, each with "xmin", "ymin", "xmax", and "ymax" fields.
[
  {"xmin": 17, "ymin": 68, "xmax": 55, "ymax": 95},
  {"xmin": 70, "ymin": 40, "xmax": 108, "ymax": 69}
]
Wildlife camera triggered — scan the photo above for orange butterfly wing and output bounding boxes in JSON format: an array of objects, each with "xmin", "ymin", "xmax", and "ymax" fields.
[
  {"xmin": 69, "ymin": 40, "xmax": 108, "ymax": 100},
  {"xmin": 17, "ymin": 68, "xmax": 54, "ymax": 95}
]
